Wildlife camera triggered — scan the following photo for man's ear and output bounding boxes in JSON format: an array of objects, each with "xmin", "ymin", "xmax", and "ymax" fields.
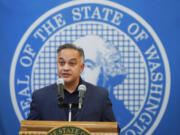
[
  {"xmin": 81, "ymin": 63, "xmax": 85, "ymax": 72},
  {"xmin": 56, "ymin": 59, "xmax": 60, "ymax": 74}
]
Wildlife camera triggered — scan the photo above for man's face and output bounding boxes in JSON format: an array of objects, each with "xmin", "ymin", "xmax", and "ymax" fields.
[{"xmin": 57, "ymin": 48, "xmax": 84, "ymax": 85}]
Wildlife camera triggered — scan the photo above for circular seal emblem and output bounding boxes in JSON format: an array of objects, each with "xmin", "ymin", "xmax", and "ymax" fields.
[
  {"xmin": 48, "ymin": 125, "xmax": 91, "ymax": 135},
  {"xmin": 10, "ymin": 0, "xmax": 171, "ymax": 135}
]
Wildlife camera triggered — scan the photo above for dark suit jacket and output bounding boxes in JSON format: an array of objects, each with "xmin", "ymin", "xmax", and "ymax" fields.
[{"xmin": 27, "ymin": 80, "xmax": 116, "ymax": 122}]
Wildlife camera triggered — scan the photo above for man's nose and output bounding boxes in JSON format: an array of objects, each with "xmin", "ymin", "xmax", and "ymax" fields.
[{"xmin": 63, "ymin": 63, "xmax": 70, "ymax": 70}]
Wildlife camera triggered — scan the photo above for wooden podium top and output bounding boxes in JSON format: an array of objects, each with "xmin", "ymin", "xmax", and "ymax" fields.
[{"xmin": 20, "ymin": 120, "xmax": 118, "ymax": 135}]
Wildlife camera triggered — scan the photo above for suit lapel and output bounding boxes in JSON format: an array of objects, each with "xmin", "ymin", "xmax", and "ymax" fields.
[
  {"xmin": 52, "ymin": 84, "xmax": 67, "ymax": 121},
  {"xmin": 76, "ymin": 82, "xmax": 89, "ymax": 121}
]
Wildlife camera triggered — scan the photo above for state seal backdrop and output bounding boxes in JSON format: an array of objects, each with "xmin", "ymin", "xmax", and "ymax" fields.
[
  {"xmin": 1, "ymin": 0, "xmax": 179, "ymax": 135},
  {"xmin": 9, "ymin": 1, "xmax": 170, "ymax": 135}
]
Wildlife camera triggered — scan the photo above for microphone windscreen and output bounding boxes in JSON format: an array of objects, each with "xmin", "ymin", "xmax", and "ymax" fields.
[
  {"xmin": 57, "ymin": 78, "xmax": 64, "ymax": 85},
  {"xmin": 78, "ymin": 84, "xmax": 86, "ymax": 92}
]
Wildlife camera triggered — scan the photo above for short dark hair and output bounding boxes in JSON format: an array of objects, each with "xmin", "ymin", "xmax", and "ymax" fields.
[{"xmin": 57, "ymin": 43, "xmax": 85, "ymax": 62}]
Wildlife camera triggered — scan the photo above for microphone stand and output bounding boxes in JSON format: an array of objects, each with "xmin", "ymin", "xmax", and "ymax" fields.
[
  {"xmin": 58, "ymin": 103, "xmax": 79, "ymax": 121},
  {"xmin": 68, "ymin": 104, "xmax": 72, "ymax": 121}
]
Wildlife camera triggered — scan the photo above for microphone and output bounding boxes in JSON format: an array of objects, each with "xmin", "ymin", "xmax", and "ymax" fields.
[
  {"xmin": 78, "ymin": 84, "xmax": 86, "ymax": 109},
  {"xmin": 57, "ymin": 78, "xmax": 64, "ymax": 107}
]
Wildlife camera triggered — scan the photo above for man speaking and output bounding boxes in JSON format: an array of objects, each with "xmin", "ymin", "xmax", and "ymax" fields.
[{"xmin": 27, "ymin": 43, "xmax": 116, "ymax": 122}]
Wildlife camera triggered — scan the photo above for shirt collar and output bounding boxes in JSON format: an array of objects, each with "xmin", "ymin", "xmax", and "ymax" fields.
[{"xmin": 64, "ymin": 77, "xmax": 83, "ymax": 94}]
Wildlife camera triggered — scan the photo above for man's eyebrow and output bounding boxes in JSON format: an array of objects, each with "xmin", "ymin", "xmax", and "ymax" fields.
[
  {"xmin": 69, "ymin": 58, "xmax": 77, "ymax": 61},
  {"xmin": 58, "ymin": 57, "xmax": 77, "ymax": 61},
  {"xmin": 58, "ymin": 57, "xmax": 64, "ymax": 60}
]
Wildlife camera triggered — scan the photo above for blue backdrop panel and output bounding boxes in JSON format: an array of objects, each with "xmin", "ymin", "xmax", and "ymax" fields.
[{"xmin": 0, "ymin": 0, "xmax": 179, "ymax": 135}]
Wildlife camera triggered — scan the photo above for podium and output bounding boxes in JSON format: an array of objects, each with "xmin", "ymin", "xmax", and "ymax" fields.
[{"xmin": 19, "ymin": 120, "xmax": 119, "ymax": 135}]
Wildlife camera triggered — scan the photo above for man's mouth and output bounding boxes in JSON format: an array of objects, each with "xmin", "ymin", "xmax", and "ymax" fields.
[{"xmin": 62, "ymin": 73, "xmax": 71, "ymax": 78}]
